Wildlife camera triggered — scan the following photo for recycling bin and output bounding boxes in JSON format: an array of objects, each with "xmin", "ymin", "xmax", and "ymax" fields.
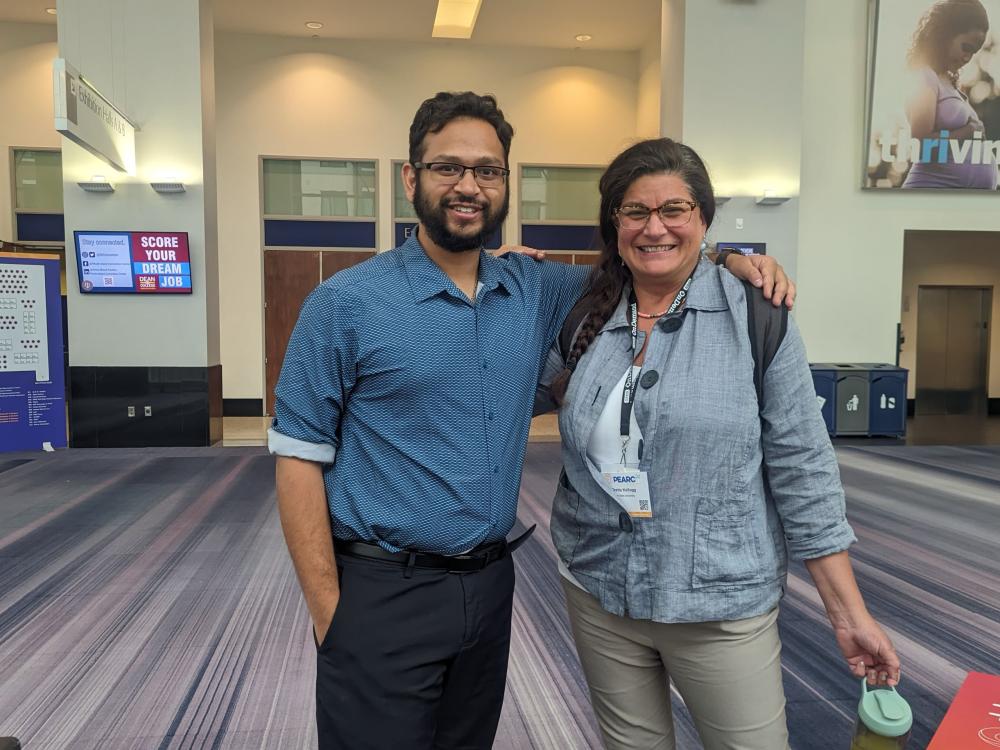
[{"xmin": 859, "ymin": 364, "xmax": 908, "ymax": 437}]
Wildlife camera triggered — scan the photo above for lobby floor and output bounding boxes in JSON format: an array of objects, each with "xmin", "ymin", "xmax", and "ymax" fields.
[
  {"xmin": 223, "ymin": 414, "xmax": 1000, "ymax": 448},
  {"xmin": 220, "ymin": 414, "xmax": 562, "ymax": 447}
]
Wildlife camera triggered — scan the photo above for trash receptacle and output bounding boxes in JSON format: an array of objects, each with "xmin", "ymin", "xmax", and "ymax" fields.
[
  {"xmin": 859, "ymin": 364, "xmax": 908, "ymax": 437},
  {"xmin": 810, "ymin": 364, "xmax": 870, "ymax": 435},
  {"xmin": 809, "ymin": 364, "xmax": 837, "ymax": 434}
]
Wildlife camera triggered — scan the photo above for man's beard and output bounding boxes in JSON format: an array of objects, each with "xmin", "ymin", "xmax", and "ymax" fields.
[{"xmin": 413, "ymin": 179, "xmax": 509, "ymax": 253}]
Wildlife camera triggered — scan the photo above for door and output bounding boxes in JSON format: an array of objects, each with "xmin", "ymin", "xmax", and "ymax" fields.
[
  {"xmin": 264, "ymin": 249, "xmax": 375, "ymax": 416},
  {"xmin": 916, "ymin": 286, "xmax": 991, "ymax": 416}
]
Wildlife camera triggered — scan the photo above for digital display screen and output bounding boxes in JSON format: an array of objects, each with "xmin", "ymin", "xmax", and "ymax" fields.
[
  {"xmin": 716, "ymin": 242, "xmax": 766, "ymax": 255},
  {"xmin": 74, "ymin": 231, "xmax": 192, "ymax": 294}
]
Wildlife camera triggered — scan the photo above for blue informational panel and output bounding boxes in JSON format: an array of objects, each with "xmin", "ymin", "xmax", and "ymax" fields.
[{"xmin": 0, "ymin": 254, "xmax": 67, "ymax": 452}]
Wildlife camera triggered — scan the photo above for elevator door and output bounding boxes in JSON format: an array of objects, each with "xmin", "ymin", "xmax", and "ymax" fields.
[{"xmin": 915, "ymin": 286, "xmax": 991, "ymax": 416}]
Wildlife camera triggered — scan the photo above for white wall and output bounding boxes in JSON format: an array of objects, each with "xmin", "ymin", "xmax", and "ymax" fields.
[
  {"xmin": 0, "ymin": 23, "xmax": 59, "ymax": 243},
  {"xmin": 713, "ymin": 197, "xmax": 799, "ymax": 283},
  {"xmin": 796, "ymin": 0, "xmax": 1000, "ymax": 364},
  {"xmin": 901, "ymin": 231, "xmax": 1000, "ymax": 398},
  {"xmin": 681, "ymin": 0, "xmax": 804, "ymax": 198},
  {"xmin": 58, "ymin": 0, "xmax": 219, "ymax": 368},
  {"xmin": 679, "ymin": 0, "xmax": 804, "ymax": 282},
  {"xmin": 215, "ymin": 33, "xmax": 641, "ymax": 400}
]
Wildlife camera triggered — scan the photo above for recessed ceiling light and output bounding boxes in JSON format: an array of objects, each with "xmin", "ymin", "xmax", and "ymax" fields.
[
  {"xmin": 305, "ymin": 21, "xmax": 324, "ymax": 30},
  {"xmin": 575, "ymin": 34, "xmax": 592, "ymax": 42},
  {"xmin": 432, "ymin": 0, "xmax": 483, "ymax": 39},
  {"xmin": 45, "ymin": 7, "xmax": 57, "ymax": 14}
]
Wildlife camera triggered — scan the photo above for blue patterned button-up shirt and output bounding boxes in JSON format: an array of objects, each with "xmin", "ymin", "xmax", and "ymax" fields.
[{"xmin": 268, "ymin": 234, "xmax": 589, "ymax": 554}]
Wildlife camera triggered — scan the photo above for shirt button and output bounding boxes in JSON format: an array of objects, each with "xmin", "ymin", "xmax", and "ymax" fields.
[
  {"xmin": 488, "ymin": 411, "xmax": 494, "ymax": 420},
  {"xmin": 493, "ymin": 466, "xmax": 499, "ymax": 474},
  {"xmin": 482, "ymin": 360, "xmax": 489, "ymax": 370},
  {"xmin": 619, "ymin": 512, "xmax": 633, "ymax": 533}
]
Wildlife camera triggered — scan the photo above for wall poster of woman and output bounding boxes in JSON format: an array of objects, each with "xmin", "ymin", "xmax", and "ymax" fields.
[{"xmin": 865, "ymin": 0, "xmax": 1000, "ymax": 190}]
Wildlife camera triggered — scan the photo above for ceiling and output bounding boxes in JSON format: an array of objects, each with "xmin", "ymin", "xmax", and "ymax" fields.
[{"xmin": 3, "ymin": 0, "xmax": 661, "ymax": 51}]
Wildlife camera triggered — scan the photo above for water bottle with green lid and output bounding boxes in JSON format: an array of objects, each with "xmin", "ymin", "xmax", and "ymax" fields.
[{"xmin": 850, "ymin": 677, "xmax": 913, "ymax": 749}]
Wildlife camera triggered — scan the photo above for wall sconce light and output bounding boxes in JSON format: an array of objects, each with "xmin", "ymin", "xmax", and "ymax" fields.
[
  {"xmin": 755, "ymin": 189, "xmax": 789, "ymax": 206},
  {"xmin": 150, "ymin": 182, "xmax": 186, "ymax": 194},
  {"xmin": 78, "ymin": 175, "xmax": 114, "ymax": 193}
]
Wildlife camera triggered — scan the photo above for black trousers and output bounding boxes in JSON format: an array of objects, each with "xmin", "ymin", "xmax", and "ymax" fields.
[{"xmin": 315, "ymin": 550, "xmax": 516, "ymax": 750}]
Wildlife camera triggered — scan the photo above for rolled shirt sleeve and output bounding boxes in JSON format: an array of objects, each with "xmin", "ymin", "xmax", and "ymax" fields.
[
  {"xmin": 268, "ymin": 284, "xmax": 358, "ymax": 465},
  {"xmin": 759, "ymin": 317, "xmax": 857, "ymax": 560}
]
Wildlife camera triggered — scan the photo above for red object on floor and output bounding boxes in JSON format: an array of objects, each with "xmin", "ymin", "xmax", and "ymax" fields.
[{"xmin": 927, "ymin": 672, "xmax": 1000, "ymax": 749}]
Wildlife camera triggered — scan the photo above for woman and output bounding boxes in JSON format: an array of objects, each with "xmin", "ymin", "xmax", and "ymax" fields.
[
  {"xmin": 902, "ymin": 0, "xmax": 996, "ymax": 189},
  {"xmin": 541, "ymin": 138, "xmax": 901, "ymax": 750}
]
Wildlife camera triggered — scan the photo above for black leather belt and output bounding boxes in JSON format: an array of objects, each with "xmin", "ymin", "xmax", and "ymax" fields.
[{"xmin": 335, "ymin": 524, "xmax": 536, "ymax": 572}]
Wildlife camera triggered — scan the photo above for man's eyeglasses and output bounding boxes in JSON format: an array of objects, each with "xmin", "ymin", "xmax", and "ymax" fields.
[
  {"xmin": 614, "ymin": 200, "xmax": 699, "ymax": 230},
  {"xmin": 414, "ymin": 162, "xmax": 510, "ymax": 186}
]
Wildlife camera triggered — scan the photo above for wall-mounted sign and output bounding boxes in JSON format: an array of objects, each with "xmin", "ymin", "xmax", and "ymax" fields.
[
  {"xmin": 864, "ymin": 0, "xmax": 1000, "ymax": 190},
  {"xmin": 0, "ymin": 253, "xmax": 67, "ymax": 452},
  {"xmin": 716, "ymin": 242, "xmax": 767, "ymax": 255},
  {"xmin": 53, "ymin": 58, "xmax": 136, "ymax": 174},
  {"xmin": 74, "ymin": 231, "xmax": 192, "ymax": 294}
]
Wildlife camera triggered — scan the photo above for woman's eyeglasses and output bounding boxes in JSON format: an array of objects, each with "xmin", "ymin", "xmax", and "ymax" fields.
[{"xmin": 614, "ymin": 200, "xmax": 699, "ymax": 230}]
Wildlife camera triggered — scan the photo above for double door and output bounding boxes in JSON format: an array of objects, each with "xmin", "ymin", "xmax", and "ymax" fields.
[{"xmin": 264, "ymin": 249, "xmax": 375, "ymax": 416}]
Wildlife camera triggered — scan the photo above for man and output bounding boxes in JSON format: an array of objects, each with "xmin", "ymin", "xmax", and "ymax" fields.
[{"xmin": 269, "ymin": 91, "xmax": 792, "ymax": 750}]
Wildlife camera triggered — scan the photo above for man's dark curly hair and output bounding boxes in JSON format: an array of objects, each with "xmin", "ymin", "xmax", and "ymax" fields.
[{"xmin": 408, "ymin": 92, "xmax": 514, "ymax": 165}]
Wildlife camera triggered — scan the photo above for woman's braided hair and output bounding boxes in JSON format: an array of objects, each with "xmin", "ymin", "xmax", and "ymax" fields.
[
  {"xmin": 548, "ymin": 138, "xmax": 716, "ymax": 405},
  {"xmin": 907, "ymin": 0, "xmax": 989, "ymax": 74}
]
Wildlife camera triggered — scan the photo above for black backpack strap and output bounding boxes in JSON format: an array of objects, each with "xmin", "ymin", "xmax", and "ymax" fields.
[
  {"xmin": 558, "ymin": 297, "xmax": 591, "ymax": 362},
  {"xmin": 742, "ymin": 279, "xmax": 788, "ymax": 409}
]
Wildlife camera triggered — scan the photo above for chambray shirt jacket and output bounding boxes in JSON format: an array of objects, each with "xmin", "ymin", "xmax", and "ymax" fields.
[
  {"xmin": 539, "ymin": 260, "xmax": 857, "ymax": 623},
  {"xmin": 268, "ymin": 234, "xmax": 589, "ymax": 555}
]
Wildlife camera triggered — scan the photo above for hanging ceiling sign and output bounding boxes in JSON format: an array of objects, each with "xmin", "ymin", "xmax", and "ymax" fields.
[{"xmin": 53, "ymin": 58, "xmax": 136, "ymax": 174}]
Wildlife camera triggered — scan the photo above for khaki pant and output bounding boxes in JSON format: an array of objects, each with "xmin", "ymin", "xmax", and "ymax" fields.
[{"xmin": 563, "ymin": 579, "xmax": 790, "ymax": 750}]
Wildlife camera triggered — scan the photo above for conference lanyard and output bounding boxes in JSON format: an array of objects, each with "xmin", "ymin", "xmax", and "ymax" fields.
[{"xmin": 619, "ymin": 274, "xmax": 694, "ymax": 463}]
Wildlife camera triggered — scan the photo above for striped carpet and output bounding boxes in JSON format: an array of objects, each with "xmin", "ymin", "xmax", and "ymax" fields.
[{"xmin": 0, "ymin": 444, "xmax": 997, "ymax": 749}]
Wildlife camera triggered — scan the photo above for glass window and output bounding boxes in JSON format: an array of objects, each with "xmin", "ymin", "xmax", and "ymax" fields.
[
  {"xmin": 263, "ymin": 158, "xmax": 376, "ymax": 217},
  {"xmin": 14, "ymin": 149, "xmax": 63, "ymax": 212},
  {"xmin": 519, "ymin": 166, "xmax": 601, "ymax": 222},
  {"xmin": 392, "ymin": 161, "xmax": 417, "ymax": 219}
]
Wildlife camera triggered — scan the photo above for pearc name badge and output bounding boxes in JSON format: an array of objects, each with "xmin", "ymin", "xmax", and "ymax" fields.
[{"xmin": 600, "ymin": 465, "xmax": 652, "ymax": 518}]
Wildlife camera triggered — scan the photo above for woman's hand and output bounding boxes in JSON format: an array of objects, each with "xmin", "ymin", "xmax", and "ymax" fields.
[
  {"xmin": 804, "ymin": 551, "xmax": 900, "ymax": 687},
  {"xmin": 833, "ymin": 613, "xmax": 901, "ymax": 687},
  {"xmin": 724, "ymin": 252, "xmax": 796, "ymax": 309},
  {"xmin": 952, "ymin": 114, "xmax": 985, "ymax": 140},
  {"xmin": 493, "ymin": 244, "xmax": 546, "ymax": 260}
]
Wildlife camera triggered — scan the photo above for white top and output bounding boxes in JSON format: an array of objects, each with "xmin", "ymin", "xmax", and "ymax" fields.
[
  {"xmin": 560, "ymin": 365, "xmax": 643, "ymax": 590},
  {"xmin": 586, "ymin": 365, "xmax": 643, "ymax": 468}
]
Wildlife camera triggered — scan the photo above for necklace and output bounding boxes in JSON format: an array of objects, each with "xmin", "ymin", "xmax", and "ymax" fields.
[{"xmin": 635, "ymin": 308, "xmax": 669, "ymax": 319}]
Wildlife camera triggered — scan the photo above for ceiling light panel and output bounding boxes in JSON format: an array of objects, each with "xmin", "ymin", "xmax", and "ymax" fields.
[{"xmin": 432, "ymin": 0, "xmax": 483, "ymax": 39}]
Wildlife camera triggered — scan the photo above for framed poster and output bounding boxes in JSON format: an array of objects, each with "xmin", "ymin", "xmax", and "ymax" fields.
[{"xmin": 864, "ymin": 0, "xmax": 1000, "ymax": 190}]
